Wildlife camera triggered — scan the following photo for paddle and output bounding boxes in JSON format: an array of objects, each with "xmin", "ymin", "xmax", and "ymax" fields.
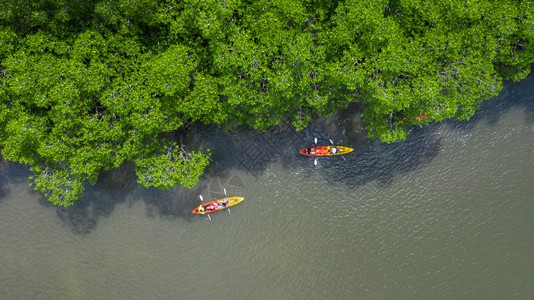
[
  {"xmin": 199, "ymin": 195, "xmax": 211, "ymax": 221},
  {"xmin": 314, "ymin": 138, "xmax": 318, "ymax": 166},
  {"xmin": 224, "ymin": 188, "xmax": 231, "ymax": 215}
]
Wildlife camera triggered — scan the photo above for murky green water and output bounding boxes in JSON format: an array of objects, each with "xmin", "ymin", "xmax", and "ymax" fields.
[{"xmin": 1, "ymin": 76, "xmax": 534, "ymax": 299}]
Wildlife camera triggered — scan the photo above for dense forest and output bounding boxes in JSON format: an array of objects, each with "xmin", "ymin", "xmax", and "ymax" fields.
[{"xmin": 1, "ymin": 0, "xmax": 533, "ymax": 206}]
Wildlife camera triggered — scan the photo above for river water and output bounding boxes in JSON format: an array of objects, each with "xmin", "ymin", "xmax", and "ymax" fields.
[{"xmin": 1, "ymin": 76, "xmax": 534, "ymax": 299}]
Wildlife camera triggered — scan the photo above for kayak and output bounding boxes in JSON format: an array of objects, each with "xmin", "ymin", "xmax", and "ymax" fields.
[
  {"xmin": 299, "ymin": 145, "xmax": 353, "ymax": 157},
  {"xmin": 192, "ymin": 197, "xmax": 244, "ymax": 215}
]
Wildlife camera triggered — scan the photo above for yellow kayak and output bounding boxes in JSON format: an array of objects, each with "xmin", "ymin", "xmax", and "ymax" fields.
[{"xmin": 192, "ymin": 197, "xmax": 244, "ymax": 214}]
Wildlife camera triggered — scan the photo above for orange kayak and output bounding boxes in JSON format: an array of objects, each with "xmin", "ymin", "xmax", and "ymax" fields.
[
  {"xmin": 192, "ymin": 197, "xmax": 244, "ymax": 215},
  {"xmin": 299, "ymin": 145, "xmax": 353, "ymax": 157}
]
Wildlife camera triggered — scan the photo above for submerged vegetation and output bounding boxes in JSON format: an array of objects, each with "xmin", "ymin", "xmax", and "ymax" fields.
[{"xmin": 1, "ymin": 0, "xmax": 533, "ymax": 205}]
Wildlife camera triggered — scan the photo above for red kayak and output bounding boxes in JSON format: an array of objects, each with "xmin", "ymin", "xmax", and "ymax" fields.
[{"xmin": 299, "ymin": 145, "xmax": 353, "ymax": 157}]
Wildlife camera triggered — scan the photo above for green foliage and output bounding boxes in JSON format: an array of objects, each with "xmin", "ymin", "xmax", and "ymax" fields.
[
  {"xmin": 135, "ymin": 142, "xmax": 210, "ymax": 189},
  {"xmin": 1, "ymin": 0, "xmax": 533, "ymax": 204},
  {"xmin": 329, "ymin": 0, "xmax": 530, "ymax": 142}
]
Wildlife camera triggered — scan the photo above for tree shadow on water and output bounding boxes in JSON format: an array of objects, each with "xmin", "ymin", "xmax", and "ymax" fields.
[
  {"xmin": 139, "ymin": 180, "xmax": 209, "ymax": 222},
  {"xmin": 186, "ymin": 122, "xmax": 308, "ymax": 179},
  {"xmin": 0, "ymin": 159, "xmax": 132, "ymax": 235},
  {"xmin": 318, "ymin": 126, "xmax": 442, "ymax": 188},
  {"xmin": 270, "ymin": 119, "xmax": 442, "ymax": 190},
  {"xmin": 50, "ymin": 162, "xmax": 139, "ymax": 235},
  {"xmin": 51, "ymin": 160, "xmax": 214, "ymax": 235},
  {"xmin": 446, "ymin": 74, "xmax": 534, "ymax": 131},
  {"xmin": 0, "ymin": 159, "xmax": 33, "ymax": 204}
]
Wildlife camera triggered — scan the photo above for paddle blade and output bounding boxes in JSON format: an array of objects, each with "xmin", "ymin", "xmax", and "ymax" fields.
[
  {"xmin": 314, "ymin": 137, "xmax": 317, "ymax": 145},
  {"xmin": 329, "ymin": 139, "xmax": 334, "ymax": 144},
  {"xmin": 199, "ymin": 195, "xmax": 204, "ymax": 202},
  {"xmin": 314, "ymin": 159, "xmax": 318, "ymax": 166},
  {"xmin": 223, "ymin": 188, "xmax": 227, "ymax": 195}
]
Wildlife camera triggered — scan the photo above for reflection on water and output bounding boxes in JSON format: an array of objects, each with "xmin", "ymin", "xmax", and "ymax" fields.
[
  {"xmin": 1, "ymin": 75, "xmax": 534, "ymax": 299},
  {"xmin": 0, "ymin": 160, "xmax": 32, "ymax": 203}
]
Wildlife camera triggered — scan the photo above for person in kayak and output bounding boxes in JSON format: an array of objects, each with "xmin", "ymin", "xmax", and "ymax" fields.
[
  {"xmin": 330, "ymin": 147, "xmax": 338, "ymax": 154},
  {"xmin": 199, "ymin": 206, "xmax": 205, "ymax": 213}
]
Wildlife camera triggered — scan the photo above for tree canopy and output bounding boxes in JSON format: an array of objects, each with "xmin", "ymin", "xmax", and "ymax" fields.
[{"xmin": 1, "ymin": 0, "xmax": 533, "ymax": 205}]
